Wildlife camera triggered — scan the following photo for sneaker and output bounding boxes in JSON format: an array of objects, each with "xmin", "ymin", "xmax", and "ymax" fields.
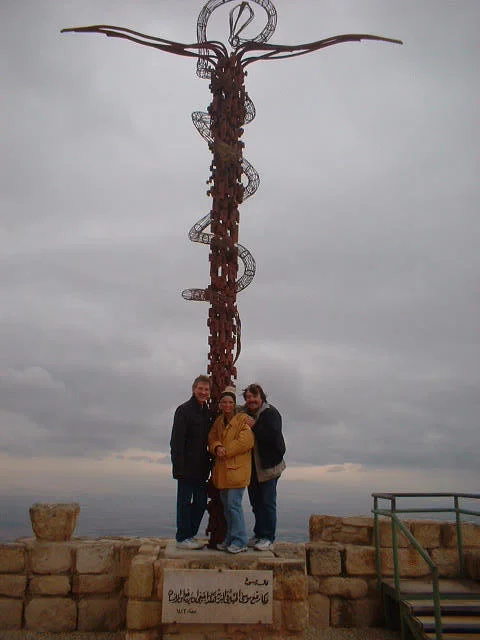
[
  {"xmin": 253, "ymin": 538, "xmax": 273, "ymax": 551},
  {"xmin": 216, "ymin": 542, "xmax": 228, "ymax": 551},
  {"xmin": 247, "ymin": 536, "xmax": 259, "ymax": 548},
  {"xmin": 227, "ymin": 544, "xmax": 248, "ymax": 554},
  {"xmin": 176, "ymin": 538, "xmax": 204, "ymax": 550}
]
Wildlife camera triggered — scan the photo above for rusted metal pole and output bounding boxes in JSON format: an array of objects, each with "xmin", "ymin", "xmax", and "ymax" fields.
[{"xmin": 206, "ymin": 54, "xmax": 246, "ymax": 406}]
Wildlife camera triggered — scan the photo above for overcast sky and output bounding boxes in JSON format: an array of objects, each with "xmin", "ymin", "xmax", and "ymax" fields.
[{"xmin": 1, "ymin": 0, "xmax": 479, "ymax": 513}]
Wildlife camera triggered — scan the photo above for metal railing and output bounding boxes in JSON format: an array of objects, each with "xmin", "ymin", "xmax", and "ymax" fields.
[{"xmin": 372, "ymin": 492, "xmax": 480, "ymax": 640}]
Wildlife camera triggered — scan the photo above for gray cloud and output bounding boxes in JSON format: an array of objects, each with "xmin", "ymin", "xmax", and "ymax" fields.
[{"xmin": 1, "ymin": 0, "xmax": 479, "ymax": 485}]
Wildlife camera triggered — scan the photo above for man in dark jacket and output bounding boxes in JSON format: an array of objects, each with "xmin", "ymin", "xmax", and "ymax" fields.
[
  {"xmin": 170, "ymin": 375, "xmax": 213, "ymax": 549},
  {"xmin": 243, "ymin": 383, "xmax": 286, "ymax": 551}
]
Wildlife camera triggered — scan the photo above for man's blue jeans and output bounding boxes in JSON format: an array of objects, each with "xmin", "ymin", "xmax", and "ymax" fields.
[
  {"xmin": 248, "ymin": 477, "xmax": 278, "ymax": 542},
  {"xmin": 176, "ymin": 479, "xmax": 207, "ymax": 542},
  {"xmin": 219, "ymin": 488, "xmax": 248, "ymax": 548}
]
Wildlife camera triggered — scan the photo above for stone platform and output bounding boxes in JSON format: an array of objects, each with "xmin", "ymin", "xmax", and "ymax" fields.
[{"xmin": 128, "ymin": 538, "xmax": 308, "ymax": 639}]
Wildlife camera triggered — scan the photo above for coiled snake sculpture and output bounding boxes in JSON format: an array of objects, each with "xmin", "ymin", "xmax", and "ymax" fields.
[
  {"xmin": 62, "ymin": 0, "xmax": 401, "ymax": 404},
  {"xmin": 182, "ymin": 1, "xmax": 277, "ymax": 383}
]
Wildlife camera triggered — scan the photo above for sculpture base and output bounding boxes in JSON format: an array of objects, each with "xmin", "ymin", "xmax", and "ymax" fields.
[{"xmin": 125, "ymin": 538, "xmax": 308, "ymax": 639}]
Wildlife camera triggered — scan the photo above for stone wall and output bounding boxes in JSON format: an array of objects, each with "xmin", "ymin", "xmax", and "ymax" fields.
[
  {"xmin": 0, "ymin": 537, "xmax": 307, "ymax": 640},
  {"xmin": 1, "ymin": 513, "xmax": 480, "ymax": 637},
  {"xmin": 0, "ymin": 537, "xmax": 142, "ymax": 633},
  {"xmin": 306, "ymin": 515, "xmax": 480, "ymax": 629}
]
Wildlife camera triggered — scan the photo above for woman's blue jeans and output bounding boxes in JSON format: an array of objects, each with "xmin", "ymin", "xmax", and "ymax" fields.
[{"xmin": 219, "ymin": 488, "xmax": 248, "ymax": 548}]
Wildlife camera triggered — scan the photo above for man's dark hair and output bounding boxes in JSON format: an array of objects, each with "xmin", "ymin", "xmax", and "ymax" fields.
[
  {"xmin": 192, "ymin": 375, "xmax": 211, "ymax": 391},
  {"xmin": 242, "ymin": 383, "xmax": 267, "ymax": 402}
]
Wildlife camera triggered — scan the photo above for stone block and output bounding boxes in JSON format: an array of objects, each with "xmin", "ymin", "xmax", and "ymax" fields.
[
  {"xmin": 331, "ymin": 598, "xmax": 349, "ymax": 628},
  {"xmin": 309, "ymin": 515, "xmax": 341, "ymax": 542},
  {"xmin": 162, "ymin": 624, "xmax": 211, "ymax": 640},
  {"xmin": 273, "ymin": 542, "xmax": 306, "ymax": 560},
  {"xmin": 442, "ymin": 522, "xmax": 480, "ymax": 548},
  {"xmin": 350, "ymin": 597, "xmax": 384, "ymax": 627},
  {"xmin": 310, "ymin": 515, "xmax": 373, "ymax": 545},
  {"xmin": 272, "ymin": 598, "xmax": 282, "ymax": 631},
  {"xmin": 377, "ymin": 519, "xmax": 411, "ymax": 548},
  {"xmin": 154, "ymin": 559, "xmax": 188, "ymax": 600},
  {"xmin": 332, "ymin": 596, "xmax": 382, "ymax": 628},
  {"xmin": 318, "ymin": 577, "xmax": 368, "ymax": 600},
  {"xmin": 128, "ymin": 557, "xmax": 154, "ymax": 599},
  {"xmin": 73, "ymin": 574, "xmax": 120, "ymax": 594},
  {"xmin": 259, "ymin": 559, "xmax": 306, "ymax": 601},
  {"xmin": 465, "ymin": 550, "xmax": 480, "ymax": 580},
  {"xmin": 0, "ymin": 545, "xmax": 25, "ymax": 574},
  {"xmin": 307, "ymin": 543, "xmax": 342, "ymax": 576},
  {"xmin": 25, "ymin": 597, "xmax": 76, "ymax": 631},
  {"xmin": 308, "ymin": 576, "xmax": 319, "ymax": 594},
  {"xmin": 380, "ymin": 548, "xmax": 431, "ymax": 578},
  {"xmin": 274, "ymin": 569, "xmax": 307, "ymax": 601},
  {"xmin": 29, "ymin": 503, "xmax": 79, "ymax": 541},
  {"xmin": 366, "ymin": 577, "xmax": 382, "ymax": 595},
  {"xmin": 162, "ymin": 634, "xmax": 204, "ymax": 640},
  {"xmin": 78, "ymin": 598, "xmax": 125, "ymax": 631},
  {"xmin": 117, "ymin": 542, "xmax": 142, "ymax": 578},
  {"xmin": 126, "ymin": 632, "xmax": 160, "ymax": 640},
  {"xmin": 138, "ymin": 544, "xmax": 160, "ymax": 555},
  {"xmin": 242, "ymin": 635, "xmax": 288, "ymax": 640},
  {"xmin": 226, "ymin": 622, "xmax": 275, "ymax": 634},
  {"xmin": 345, "ymin": 545, "xmax": 377, "ymax": 576},
  {"xmin": 30, "ymin": 543, "xmax": 72, "ymax": 574},
  {"xmin": 431, "ymin": 548, "xmax": 460, "ymax": 577},
  {"xmin": 462, "ymin": 523, "xmax": 480, "ymax": 547},
  {"xmin": 127, "ymin": 600, "xmax": 162, "ymax": 630},
  {"xmin": 282, "ymin": 600, "xmax": 309, "ymax": 632},
  {"xmin": 0, "ymin": 575, "xmax": 27, "ymax": 597},
  {"xmin": 162, "ymin": 623, "xmax": 223, "ymax": 636},
  {"xmin": 334, "ymin": 517, "xmax": 374, "ymax": 545},
  {"xmin": 308, "ymin": 593, "xmax": 330, "ymax": 628},
  {"xmin": 0, "ymin": 598, "xmax": 23, "ymax": 629},
  {"xmin": 77, "ymin": 543, "xmax": 114, "ymax": 574},
  {"xmin": 29, "ymin": 575, "xmax": 71, "ymax": 596},
  {"xmin": 410, "ymin": 520, "xmax": 441, "ymax": 548}
]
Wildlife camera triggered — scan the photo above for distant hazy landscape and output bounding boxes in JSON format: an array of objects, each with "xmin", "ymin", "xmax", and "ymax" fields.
[
  {"xmin": 0, "ymin": 488, "xmax": 373, "ymax": 542},
  {"xmin": 2, "ymin": 484, "xmax": 473, "ymax": 543}
]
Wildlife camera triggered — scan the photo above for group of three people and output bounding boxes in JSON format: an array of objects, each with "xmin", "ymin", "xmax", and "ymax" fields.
[{"xmin": 170, "ymin": 375, "xmax": 286, "ymax": 554}]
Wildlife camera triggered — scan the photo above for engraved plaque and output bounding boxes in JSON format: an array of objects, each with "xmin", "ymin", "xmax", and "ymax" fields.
[{"xmin": 162, "ymin": 569, "xmax": 273, "ymax": 624}]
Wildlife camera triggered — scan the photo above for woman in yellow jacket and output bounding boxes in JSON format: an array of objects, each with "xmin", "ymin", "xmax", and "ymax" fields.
[{"xmin": 208, "ymin": 387, "xmax": 254, "ymax": 553}]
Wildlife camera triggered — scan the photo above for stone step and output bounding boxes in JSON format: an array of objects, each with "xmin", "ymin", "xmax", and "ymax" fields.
[
  {"xmin": 404, "ymin": 599, "xmax": 480, "ymax": 616},
  {"xmin": 415, "ymin": 614, "xmax": 480, "ymax": 633}
]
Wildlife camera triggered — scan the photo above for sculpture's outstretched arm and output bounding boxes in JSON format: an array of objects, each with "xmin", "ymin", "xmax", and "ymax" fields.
[
  {"xmin": 61, "ymin": 24, "xmax": 227, "ymax": 62},
  {"xmin": 238, "ymin": 33, "xmax": 402, "ymax": 66}
]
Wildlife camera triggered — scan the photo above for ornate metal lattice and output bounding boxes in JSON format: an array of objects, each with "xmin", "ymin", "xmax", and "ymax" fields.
[{"xmin": 62, "ymin": 1, "xmax": 401, "ymax": 408}]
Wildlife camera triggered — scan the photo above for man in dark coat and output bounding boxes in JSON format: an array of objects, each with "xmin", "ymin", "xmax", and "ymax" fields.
[
  {"xmin": 170, "ymin": 375, "xmax": 213, "ymax": 549},
  {"xmin": 243, "ymin": 383, "xmax": 286, "ymax": 551}
]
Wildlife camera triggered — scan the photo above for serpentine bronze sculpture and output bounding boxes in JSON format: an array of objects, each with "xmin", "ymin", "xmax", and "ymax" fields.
[{"xmin": 62, "ymin": 1, "xmax": 401, "ymax": 408}]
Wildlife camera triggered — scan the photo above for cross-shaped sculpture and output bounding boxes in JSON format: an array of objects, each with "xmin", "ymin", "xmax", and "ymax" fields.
[{"xmin": 63, "ymin": 1, "xmax": 401, "ymax": 409}]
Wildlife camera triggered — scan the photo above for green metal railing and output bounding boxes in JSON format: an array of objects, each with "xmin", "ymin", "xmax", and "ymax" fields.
[{"xmin": 372, "ymin": 492, "xmax": 480, "ymax": 640}]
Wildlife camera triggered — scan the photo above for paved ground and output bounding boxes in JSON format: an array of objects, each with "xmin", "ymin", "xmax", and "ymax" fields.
[
  {"xmin": 0, "ymin": 631, "xmax": 401, "ymax": 640},
  {"xmin": 306, "ymin": 628, "xmax": 401, "ymax": 639}
]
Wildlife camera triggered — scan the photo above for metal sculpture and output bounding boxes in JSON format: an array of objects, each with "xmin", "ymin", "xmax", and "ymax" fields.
[{"xmin": 62, "ymin": 1, "xmax": 401, "ymax": 408}]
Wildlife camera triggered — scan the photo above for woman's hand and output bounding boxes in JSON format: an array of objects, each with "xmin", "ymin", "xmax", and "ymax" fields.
[{"xmin": 215, "ymin": 445, "xmax": 227, "ymax": 458}]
